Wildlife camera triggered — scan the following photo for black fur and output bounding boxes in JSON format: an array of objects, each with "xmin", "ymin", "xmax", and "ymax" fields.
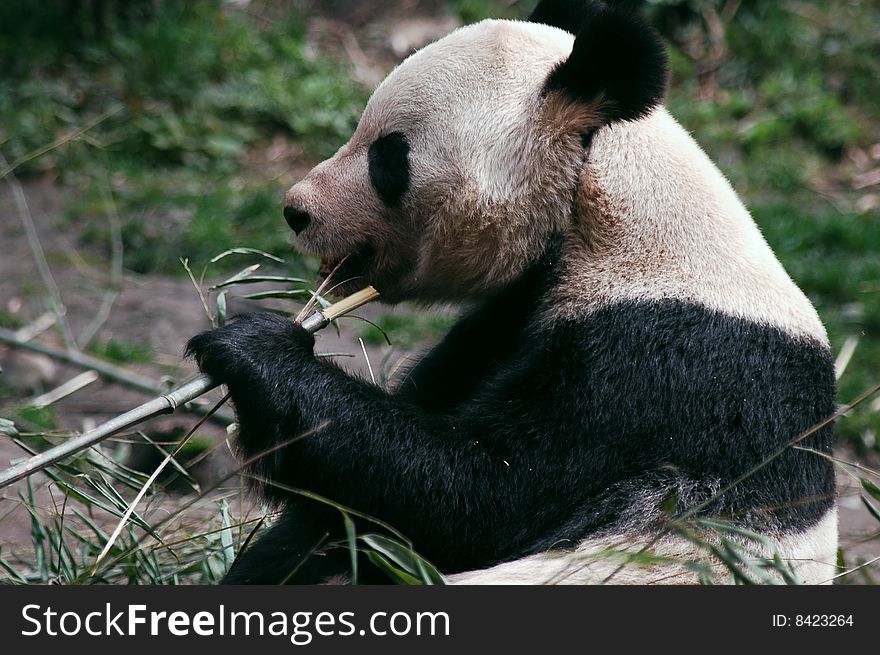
[
  {"xmin": 529, "ymin": 1, "xmax": 657, "ymax": 34},
  {"xmin": 394, "ymin": 238, "xmax": 562, "ymax": 414},
  {"xmin": 283, "ymin": 206, "xmax": 310, "ymax": 234},
  {"xmin": 368, "ymin": 131, "xmax": 410, "ymax": 208},
  {"xmin": 543, "ymin": 4, "xmax": 668, "ymax": 124},
  {"xmin": 530, "ymin": 0, "xmax": 598, "ymax": 33},
  {"xmin": 187, "ymin": 251, "xmax": 835, "ymax": 584}
]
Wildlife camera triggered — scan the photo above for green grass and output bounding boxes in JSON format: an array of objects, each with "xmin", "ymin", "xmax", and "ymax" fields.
[
  {"xmin": 0, "ymin": 2, "xmax": 367, "ymax": 166},
  {"xmin": 452, "ymin": 0, "xmax": 523, "ymax": 22},
  {"xmin": 0, "ymin": 310, "xmax": 25, "ymax": 329},
  {"xmin": 0, "ymin": 1, "xmax": 368, "ymax": 275},
  {"xmin": 88, "ymin": 337, "xmax": 154, "ymax": 365},
  {"xmin": 72, "ymin": 169, "xmax": 305, "ymax": 275},
  {"xmin": 14, "ymin": 407, "xmax": 56, "ymax": 431}
]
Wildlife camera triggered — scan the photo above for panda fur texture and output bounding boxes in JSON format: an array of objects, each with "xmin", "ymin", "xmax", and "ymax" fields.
[{"xmin": 187, "ymin": 0, "xmax": 838, "ymax": 585}]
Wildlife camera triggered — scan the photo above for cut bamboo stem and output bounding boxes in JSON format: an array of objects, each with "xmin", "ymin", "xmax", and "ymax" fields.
[
  {"xmin": 0, "ymin": 285, "xmax": 379, "ymax": 489},
  {"xmin": 322, "ymin": 286, "xmax": 381, "ymax": 322}
]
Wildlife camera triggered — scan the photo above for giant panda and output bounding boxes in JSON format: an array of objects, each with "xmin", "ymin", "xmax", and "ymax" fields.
[{"xmin": 186, "ymin": 0, "xmax": 838, "ymax": 584}]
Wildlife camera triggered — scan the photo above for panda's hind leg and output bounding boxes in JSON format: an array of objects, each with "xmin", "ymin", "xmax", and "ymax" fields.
[
  {"xmin": 221, "ymin": 509, "xmax": 340, "ymax": 584},
  {"xmin": 221, "ymin": 500, "xmax": 389, "ymax": 584}
]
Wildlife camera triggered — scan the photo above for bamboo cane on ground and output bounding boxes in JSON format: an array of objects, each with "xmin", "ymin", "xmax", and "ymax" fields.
[{"xmin": 0, "ymin": 286, "xmax": 380, "ymax": 490}]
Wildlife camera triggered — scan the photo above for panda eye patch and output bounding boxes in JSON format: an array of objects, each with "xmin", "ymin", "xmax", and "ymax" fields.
[{"xmin": 368, "ymin": 131, "xmax": 410, "ymax": 208}]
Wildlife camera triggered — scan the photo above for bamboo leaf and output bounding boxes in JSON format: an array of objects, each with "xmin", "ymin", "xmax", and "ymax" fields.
[
  {"xmin": 693, "ymin": 518, "xmax": 774, "ymax": 550},
  {"xmin": 241, "ymin": 289, "xmax": 313, "ymax": 300},
  {"xmin": 209, "ymin": 248, "xmax": 283, "ymax": 264},
  {"xmin": 861, "ymin": 496, "xmax": 880, "ymax": 524},
  {"xmin": 0, "ymin": 417, "xmax": 18, "ymax": 437},
  {"xmin": 210, "ymin": 264, "xmax": 261, "ymax": 291},
  {"xmin": 342, "ymin": 512, "xmax": 358, "ymax": 585},
  {"xmin": 211, "ymin": 275, "xmax": 312, "ymax": 290},
  {"xmin": 0, "ymin": 550, "xmax": 27, "ymax": 584},
  {"xmin": 364, "ymin": 551, "xmax": 422, "ymax": 585},
  {"xmin": 216, "ymin": 290, "xmax": 227, "ymax": 326},
  {"xmin": 861, "ymin": 478, "xmax": 880, "ymax": 502},
  {"xmin": 361, "ymin": 533, "xmax": 445, "ymax": 585},
  {"xmin": 219, "ymin": 500, "xmax": 235, "ymax": 569}
]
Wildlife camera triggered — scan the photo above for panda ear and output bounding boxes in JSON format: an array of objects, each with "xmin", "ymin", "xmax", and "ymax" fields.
[
  {"xmin": 529, "ymin": 0, "xmax": 642, "ymax": 33},
  {"xmin": 542, "ymin": 5, "xmax": 668, "ymax": 126},
  {"xmin": 529, "ymin": 0, "xmax": 599, "ymax": 33}
]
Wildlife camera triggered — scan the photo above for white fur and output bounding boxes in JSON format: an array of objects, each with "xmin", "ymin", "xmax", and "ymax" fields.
[
  {"xmin": 547, "ymin": 108, "xmax": 828, "ymax": 344},
  {"xmin": 768, "ymin": 506, "xmax": 839, "ymax": 584},
  {"xmin": 288, "ymin": 20, "xmax": 584, "ymax": 301},
  {"xmin": 449, "ymin": 507, "xmax": 839, "ymax": 585}
]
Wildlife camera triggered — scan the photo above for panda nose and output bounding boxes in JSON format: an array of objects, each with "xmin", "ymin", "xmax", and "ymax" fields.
[{"xmin": 283, "ymin": 206, "xmax": 311, "ymax": 234}]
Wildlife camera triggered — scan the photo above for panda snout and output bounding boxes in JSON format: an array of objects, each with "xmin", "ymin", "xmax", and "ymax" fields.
[{"xmin": 283, "ymin": 206, "xmax": 311, "ymax": 234}]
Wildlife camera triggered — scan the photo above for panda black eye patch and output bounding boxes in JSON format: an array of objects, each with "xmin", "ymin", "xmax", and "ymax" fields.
[{"xmin": 368, "ymin": 131, "xmax": 410, "ymax": 208}]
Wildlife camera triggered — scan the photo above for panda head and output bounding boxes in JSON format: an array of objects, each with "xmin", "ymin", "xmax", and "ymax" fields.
[{"xmin": 283, "ymin": 1, "xmax": 668, "ymax": 303}]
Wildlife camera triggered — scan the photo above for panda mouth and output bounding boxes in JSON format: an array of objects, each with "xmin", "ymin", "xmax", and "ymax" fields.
[{"xmin": 317, "ymin": 244, "xmax": 375, "ymax": 292}]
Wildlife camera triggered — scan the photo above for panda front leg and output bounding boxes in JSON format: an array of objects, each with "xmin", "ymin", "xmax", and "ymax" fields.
[{"xmin": 186, "ymin": 310, "xmax": 580, "ymax": 578}]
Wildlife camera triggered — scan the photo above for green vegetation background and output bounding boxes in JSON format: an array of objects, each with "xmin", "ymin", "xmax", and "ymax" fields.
[{"xmin": 1, "ymin": 0, "xmax": 878, "ymax": 452}]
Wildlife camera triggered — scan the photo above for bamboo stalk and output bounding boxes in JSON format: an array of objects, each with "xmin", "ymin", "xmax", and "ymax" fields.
[
  {"xmin": 0, "ymin": 325, "xmax": 235, "ymax": 425},
  {"xmin": 321, "ymin": 286, "xmax": 380, "ymax": 322},
  {"xmin": 0, "ymin": 286, "xmax": 379, "ymax": 489},
  {"xmin": 0, "ymin": 327, "xmax": 171, "ymax": 393}
]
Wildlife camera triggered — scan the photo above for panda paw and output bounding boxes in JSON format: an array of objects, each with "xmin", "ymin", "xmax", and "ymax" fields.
[{"xmin": 186, "ymin": 312, "xmax": 315, "ymax": 390}]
